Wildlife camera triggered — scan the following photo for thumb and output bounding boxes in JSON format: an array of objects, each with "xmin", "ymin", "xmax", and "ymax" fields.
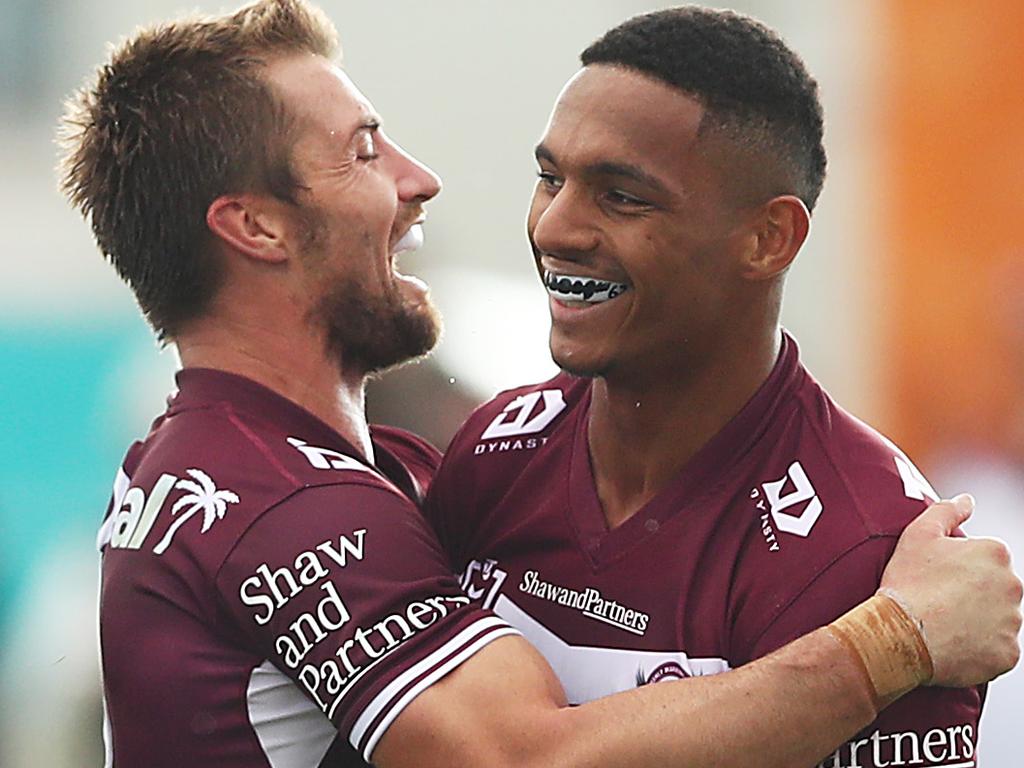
[{"xmin": 905, "ymin": 494, "xmax": 975, "ymax": 539}]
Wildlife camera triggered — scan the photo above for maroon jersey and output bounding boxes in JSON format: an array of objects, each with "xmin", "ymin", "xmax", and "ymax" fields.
[
  {"xmin": 97, "ymin": 369, "xmax": 516, "ymax": 768},
  {"xmin": 427, "ymin": 333, "xmax": 984, "ymax": 768}
]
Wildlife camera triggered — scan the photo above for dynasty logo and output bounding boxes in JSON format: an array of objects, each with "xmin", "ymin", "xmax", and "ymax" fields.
[{"xmin": 474, "ymin": 389, "xmax": 566, "ymax": 455}]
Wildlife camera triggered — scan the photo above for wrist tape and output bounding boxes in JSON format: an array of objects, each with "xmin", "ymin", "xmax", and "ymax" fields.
[{"xmin": 825, "ymin": 591, "xmax": 934, "ymax": 709}]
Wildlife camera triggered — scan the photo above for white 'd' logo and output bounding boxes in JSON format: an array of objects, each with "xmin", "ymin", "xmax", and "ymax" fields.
[
  {"xmin": 480, "ymin": 390, "xmax": 566, "ymax": 440},
  {"xmin": 288, "ymin": 437, "xmax": 375, "ymax": 474},
  {"xmin": 762, "ymin": 461, "xmax": 822, "ymax": 537}
]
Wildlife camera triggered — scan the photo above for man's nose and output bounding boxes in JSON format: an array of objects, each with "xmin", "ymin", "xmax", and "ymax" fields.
[{"xmin": 531, "ymin": 184, "xmax": 599, "ymax": 257}]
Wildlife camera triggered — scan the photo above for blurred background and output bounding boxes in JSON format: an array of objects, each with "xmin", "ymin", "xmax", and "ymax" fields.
[{"xmin": 1, "ymin": 0, "xmax": 1021, "ymax": 764}]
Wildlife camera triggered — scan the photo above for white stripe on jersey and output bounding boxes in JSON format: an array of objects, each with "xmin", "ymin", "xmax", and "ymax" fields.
[
  {"xmin": 351, "ymin": 616, "xmax": 520, "ymax": 761},
  {"xmin": 359, "ymin": 626, "xmax": 521, "ymax": 760},
  {"xmin": 494, "ymin": 595, "xmax": 731, "ymax": 704},
  {"xmin": 246, "ymin": 660, "xmax": 337, "ymax": 768}
]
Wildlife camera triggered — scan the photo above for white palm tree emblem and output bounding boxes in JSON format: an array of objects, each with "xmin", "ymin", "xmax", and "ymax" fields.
[{"xmin": 153, "ymin": 468, "xmax": 240, "ymax": 555}]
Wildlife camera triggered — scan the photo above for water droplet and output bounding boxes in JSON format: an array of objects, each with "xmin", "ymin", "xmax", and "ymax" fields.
[
  {"xmin": 644, "ymin": 519, "xmax": 659, "ymax": 533},
  {"xmin": 448, "ymin": 377, "xmax": 456, "ymax": 385}
]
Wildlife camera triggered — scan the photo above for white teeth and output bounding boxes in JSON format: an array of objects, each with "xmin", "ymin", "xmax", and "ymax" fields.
[
  {"xmin": 392, "ymin": 223, "xmax": 424, "ymax": 255},
  {"xmin": 543, "ymin": 271, "xmax": 629, "ymax": 304}
]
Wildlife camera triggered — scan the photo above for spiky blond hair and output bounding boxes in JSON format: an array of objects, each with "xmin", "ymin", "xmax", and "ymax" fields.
[{"xmin": 59, "ymin": 0, "xmax": 338, "ymax": 339}]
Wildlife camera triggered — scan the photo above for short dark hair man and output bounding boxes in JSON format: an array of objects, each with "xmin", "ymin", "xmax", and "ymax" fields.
[
  {"xmin": 60, "ymin": 2, "xmax": 1020, "ymax": 767},
  {"xmin": 426, "ymin": 6, "xmax": 1022, "ymax": 767}
]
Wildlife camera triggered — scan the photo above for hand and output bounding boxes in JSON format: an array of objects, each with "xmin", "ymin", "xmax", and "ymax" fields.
[{"xmin": 879, "ymin": 494, "xmax": 1022, "ymax": 687}]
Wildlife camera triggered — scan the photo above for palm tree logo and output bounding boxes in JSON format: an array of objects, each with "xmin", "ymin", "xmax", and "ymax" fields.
[{"xmin": 152, "ymin": 468, "xmax": 240, "ymax": 555}]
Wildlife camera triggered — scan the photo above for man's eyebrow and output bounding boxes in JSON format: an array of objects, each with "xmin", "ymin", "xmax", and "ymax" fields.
[
  {"xmin": 590, "ymin": 161, "xmax": 669, "ymax": 195},
  {"xmin": 336, "ymin": 116, "xmax": 380, "ymax": 142},
  {"xmin": 535, "ymin": 143, "xmax": 555, "ymax": 164},
  {"xmin": 534, "ymin": 143, "xmax": 668, "ymax": 195},
  {"xmin": 357, "ymin": 116, "xmax": 381, "ymax": 133}
]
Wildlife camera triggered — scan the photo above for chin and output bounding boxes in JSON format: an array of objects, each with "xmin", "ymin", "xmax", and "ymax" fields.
[
  {"xmin": 317, "ymin": 278, "xmax": 442, "ymax": 376},
  {"xmin": 549, "ymin": 341, "xmax": 606, "ymax": 379}
]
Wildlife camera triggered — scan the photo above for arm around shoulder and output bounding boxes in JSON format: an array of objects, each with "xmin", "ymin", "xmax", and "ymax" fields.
[{"xmin": 375, "ymin": 627, "xmax": 881, "ymax": 768}]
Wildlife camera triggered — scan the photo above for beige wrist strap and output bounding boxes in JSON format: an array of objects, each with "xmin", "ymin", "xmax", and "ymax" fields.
[{"xmin": 825, "ymin": 592, "xmax": 934, "ymax": 709}]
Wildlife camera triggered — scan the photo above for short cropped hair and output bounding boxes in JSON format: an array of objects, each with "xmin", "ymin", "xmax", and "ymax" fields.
[
  {"xmin": 59, "ymin": 0, "xmax": 338, "ymax": 340},
  {"xmin": 581, "ymin": 6, "xmax": 827, "ymax": 211}
]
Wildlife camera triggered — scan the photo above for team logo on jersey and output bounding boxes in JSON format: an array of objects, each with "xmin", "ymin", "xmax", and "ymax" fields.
[
  {"xmin": 761, "ymin": 460, "xmax": 823, "ymax": 538},
  {"xmin": 480, "ymin": 390, "xmax": 566, "ymax": 440},
  {"xmin": 287, "ymin": 437, "xmax": 376, "ymax": 474},
  {"xmin": 153, "ymin": 469, "xmax": 240, "ymax": 554},
  {"xmin": 102, "ymin": 467, "xmax": 239, "ymax": 554},
  {"xmin": 636, "ymin": 661, "xmax": 690, "ymax": 687},
  {"xmin": 460, "ymin": 559, "xmax": 508, "ymax": 609}
]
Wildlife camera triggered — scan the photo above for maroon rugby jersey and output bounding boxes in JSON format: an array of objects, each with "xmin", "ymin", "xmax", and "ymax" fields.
[
  {"xmin": 97, "ymin": 368, "xmax": 516, "ymax": 768},
  {"xmin": 426, "ymin": 333, "xmax": 984, "ymax": 768}
]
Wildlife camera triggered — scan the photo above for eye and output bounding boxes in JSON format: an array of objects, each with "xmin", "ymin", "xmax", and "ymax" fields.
[
  {"xmin": 605, "ymin": 189, "xmax": 649, "ymax": 208},
  {"xmin": 537, "ymin": 170, "xmax": 563, "ymax": 191},
  {"xmin": 356, "ymin": 130, "xmax": 379, "ymax": 161}
]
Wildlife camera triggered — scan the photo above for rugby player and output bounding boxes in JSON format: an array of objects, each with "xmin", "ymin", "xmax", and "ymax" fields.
[
  {"xmin": 59, "ymin": 1, "xmax": 1019, "ymax": 767},
  {"xmin": 425, "ymin": 7, "xmax": 1022, "ymax": 768}
]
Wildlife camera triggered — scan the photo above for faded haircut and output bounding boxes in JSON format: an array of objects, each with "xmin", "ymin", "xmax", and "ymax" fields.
[
  {"xmin": 58, "ymin": 0, "xmax": 338, "ymax": 340},
  {"xmin": 582, "ymin": 6, "xmax": 827, "ymax": 212}
]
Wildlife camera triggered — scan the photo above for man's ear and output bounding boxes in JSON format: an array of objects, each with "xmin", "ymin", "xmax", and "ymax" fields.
[
  {"xmin": 206, "ymin": 195, "xmax": 291, "ymax": 264},
  {"xmin": 742, "ymin": 195, "xmax": 811, "ymax": 281}
]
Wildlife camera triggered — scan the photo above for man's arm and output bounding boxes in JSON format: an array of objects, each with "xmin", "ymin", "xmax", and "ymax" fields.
[{"xmin": 374, "ymin": 497, "xmax": 1021, "ymax": 768}]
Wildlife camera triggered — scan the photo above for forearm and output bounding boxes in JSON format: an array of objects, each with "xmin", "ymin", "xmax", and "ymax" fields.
[
  {"xmin": 546, "ymin": 625, "xmax": 877, "ymax": 768},
  {"xmin": 376, "ymin": 627, "xmax": 880, "ymax": 768}
]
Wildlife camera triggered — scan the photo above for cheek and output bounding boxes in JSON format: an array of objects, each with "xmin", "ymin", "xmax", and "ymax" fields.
[{"xmin": 626, "ymin": 239, "xmax": 706, "ymax": 311}]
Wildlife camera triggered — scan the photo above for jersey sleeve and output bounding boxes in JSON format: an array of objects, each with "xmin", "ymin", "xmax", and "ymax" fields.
[
  {"xmin": 215, "ymin": 482, "xmax": 519, "ymax": 762},
  {"xmin": 743, "ymin": 537, "xmax": 984, "ymax": 768}
]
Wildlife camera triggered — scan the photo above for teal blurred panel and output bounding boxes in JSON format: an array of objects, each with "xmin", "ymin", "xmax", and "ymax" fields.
[{"xmin": 0, "ymin": 320, "xmax": 161, "ymax": 633}]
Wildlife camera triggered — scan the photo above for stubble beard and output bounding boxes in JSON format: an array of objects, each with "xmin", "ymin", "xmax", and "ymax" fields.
[
  {"xmin": 301, "ymin": 207, "xmax": 441, "ymax": 377},
  {"xmin": 316, "ymin": 277, "xmax": 441, "ymax": 377}
]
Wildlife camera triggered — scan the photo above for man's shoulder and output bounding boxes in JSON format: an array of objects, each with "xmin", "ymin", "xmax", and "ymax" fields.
[
  {"xmin": 423, "ymin": 371, "xmax": 586, "ymax": 547},
  {"xmin": 101, "ymin": 402, "xmax": 406, "ymax": 568},
  {"xmin": 729, "ymin": 378, "xmax": 940, "ymax": 659},
  {"xmin": 138, "ymin": 398, "xmax": 395, "ymax": 498},
  {"xmin": 781, "ymin": 377, "xmax": 938, "ymax": 539},
  {"xmin": 735, "ymin": 373, "xmax": 938, "ymax": 575},
  {"xmin": 730, "ymin": 379, "xmax": 935, "ymax": 617}
]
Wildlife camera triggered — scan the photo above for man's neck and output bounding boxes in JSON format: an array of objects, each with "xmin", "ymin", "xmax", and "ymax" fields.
[
  {"xmin": 175, "ymin": 321, "xmax": 375, "ymax": 464},
  {"xmin": 587, "ymin": 325, "xmax": 782, "ymax": 530}
]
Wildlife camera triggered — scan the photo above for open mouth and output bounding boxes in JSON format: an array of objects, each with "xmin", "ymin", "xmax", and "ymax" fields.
[
  {"xmin": 391, "ymin": 223, "xmax": 424, "ymax": 257},
  {"xmin": 543, "ymin": 270, "xmax": 630, "ymax": 305}
]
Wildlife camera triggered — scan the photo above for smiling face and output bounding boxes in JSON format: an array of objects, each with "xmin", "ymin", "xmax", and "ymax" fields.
[
  {"xmin": 266, "ymin": 54, "xmax": 442, "ymax": 375},
  {"xmin": 529, "ymin": 65, "xmax": 761, "ymax": 382}
]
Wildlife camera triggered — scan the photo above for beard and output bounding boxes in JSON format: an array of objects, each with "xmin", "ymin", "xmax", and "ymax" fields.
[
  {"xmin": 313, "ymin": 275, "xmax": 441, "ymax": 377},
  {"xmin": 297, "ymin": 202, "xmax": 441, "ymax": 376}
]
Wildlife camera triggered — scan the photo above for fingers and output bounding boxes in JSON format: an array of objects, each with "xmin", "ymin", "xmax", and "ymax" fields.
[
  {"xmin": 881, "ymin": 500, "xmax": 1023, "ymax": 686},
  {"xmin": 903, "ymin": 494, "xmax": 975, "ymax": 540}
]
